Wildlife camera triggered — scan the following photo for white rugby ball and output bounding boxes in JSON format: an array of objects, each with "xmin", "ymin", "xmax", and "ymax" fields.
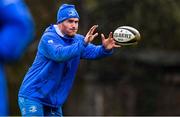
[{"xmin": 113, "ymin": 26, "xmax": 141, "ymax": 45}]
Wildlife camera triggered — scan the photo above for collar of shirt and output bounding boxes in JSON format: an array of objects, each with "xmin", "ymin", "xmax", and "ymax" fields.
[{"xmin": 54, "ymin": 25, "xmax": 65, "ymax": 37}]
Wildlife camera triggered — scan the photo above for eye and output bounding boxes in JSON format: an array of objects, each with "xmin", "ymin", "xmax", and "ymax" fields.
[
  {"xmin": 68, "ymin": 20, "xmax": 74, "ymax": 23},
  {"xmin": 75, "ymin": 21, "xmax": 79, "ymax": 24}
]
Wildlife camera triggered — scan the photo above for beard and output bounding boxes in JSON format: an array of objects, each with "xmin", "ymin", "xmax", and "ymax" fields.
[{"xmin": 66, "ymin": 29, "xmax": 78, "ymax": 37}]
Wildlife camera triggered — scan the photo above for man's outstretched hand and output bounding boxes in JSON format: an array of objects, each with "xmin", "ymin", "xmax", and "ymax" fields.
[
  {"xmin": 84, "ymin": 25, "xmax": 121, "ymax": 50},
  {"xmin": 101, "ymin": 32, "xmax": 121, "ymax": 50},
  {"xmin": 84, "ymin": 25, "xmax": 98, "ymax": 44}
]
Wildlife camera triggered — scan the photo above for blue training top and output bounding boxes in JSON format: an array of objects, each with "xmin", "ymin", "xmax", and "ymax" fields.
[
  {"xmin": 0, "ymin": 0, "xmax": 35, "ymax": 115},
  {"xmin": 19, "ymin": 25, "xmax": 112, "ymax": 107}
]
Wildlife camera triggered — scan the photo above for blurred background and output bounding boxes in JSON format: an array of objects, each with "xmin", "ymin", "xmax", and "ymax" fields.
[{"xmin": 6, "ymin": 0, "xmax": 180, "ymax": 116}]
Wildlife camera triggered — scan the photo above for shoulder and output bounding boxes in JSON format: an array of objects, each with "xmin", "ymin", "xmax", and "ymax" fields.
[
  {"xmin": 42, "ymin": 25, "xmax": 60, "ymax": 40},
  {"xmin": 40, "ymin": 26, "xmax": 63, "ymax": 44}
]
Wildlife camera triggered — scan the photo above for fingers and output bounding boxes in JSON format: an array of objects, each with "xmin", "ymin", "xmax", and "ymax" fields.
[
  {"xmin": 101, "ymin": 33, "xmax": 113, "ymax": 41},
  {"xmin": 101, "ymin": 33, "xmax": 105, "ymax": 41},
  {"xmin": 108, "ymin": 32, "xmax": 113, "ymax": 39},
  {"xmin": 89, "ymin": 32, "xmax": 98, "ymax": 41},
  {"xmin": 85, "ymin": 32, "xmax": 98, "ymax": 43},
  {"xmin": 88, "ymin": 25, "xmax": 98, "ymax": 35},
  {"xmin": 113, "ymin": 44, "xmax": 121, "ymax": 48},
  {"xmin": 85, "ymin": 25, "xmax": 99, "ymax": 43},
  {"xmin": 93, "ymin": 32, "xmax": 98, "ymax": 39},
  {"xmin": 112, "ymin": 39, "xmax": 121, "ymax": 48}
]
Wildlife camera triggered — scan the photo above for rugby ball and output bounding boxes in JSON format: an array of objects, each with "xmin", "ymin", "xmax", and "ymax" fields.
[{"xmin": 113, "ymin": 26, "xmax": 141, "ymax": 45}]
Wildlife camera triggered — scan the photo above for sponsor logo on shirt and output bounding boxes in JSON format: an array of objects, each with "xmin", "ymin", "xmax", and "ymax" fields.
[{"xmin": 48, "ymin": 40, "xmax": 54, "ymax": 44}]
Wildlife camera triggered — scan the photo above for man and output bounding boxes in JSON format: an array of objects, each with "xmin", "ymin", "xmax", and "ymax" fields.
[
  {"xmin": 18, "ymin": 4, "xmax": 120, "ymax": 116},
  {"xmin": 0, "ymin": 0, "xmax": 34, "ymax": 115}
]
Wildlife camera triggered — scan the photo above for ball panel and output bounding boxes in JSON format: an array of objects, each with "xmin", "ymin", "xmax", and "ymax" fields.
[
  {"xmin": 113, "ymin": 26, "xmax": 141, "ymax": 46},
  {"xmin": 113, "ymin": 28, "xmax": 135, "ymax": 42},
  {"xmin": 119, "ymin": 26, "xmax": 141, "ymax": 41}
]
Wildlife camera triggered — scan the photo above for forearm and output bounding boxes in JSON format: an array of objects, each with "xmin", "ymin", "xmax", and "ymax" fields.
[{"xmin": 81, "ymin": 44, "xmax": 113, "ymax": 59}]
